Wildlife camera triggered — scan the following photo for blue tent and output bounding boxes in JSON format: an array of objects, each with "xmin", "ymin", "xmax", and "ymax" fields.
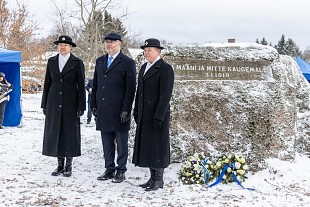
[
  {"xmin": 0, "ymin": 48, "xmax": 22, "ymax": 126},
  {"xmin": 295, "ymin": 57, "xmax": 310, "ymax": 83}
]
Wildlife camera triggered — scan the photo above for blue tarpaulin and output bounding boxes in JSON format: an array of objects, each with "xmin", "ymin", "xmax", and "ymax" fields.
[
  {"xmin": 0, "ymin": 48, "xmax": 22, "ymax": 126},
  {"xmin": 295, "ymin": 57, "xmax": 310, "ymax": 83}
]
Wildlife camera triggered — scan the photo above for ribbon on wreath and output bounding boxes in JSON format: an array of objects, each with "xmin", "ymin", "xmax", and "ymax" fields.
[
  {"xmin": 200, "ymin": 161, "xmax": 254, "ymax": 191},
  {"xmin": 200, "ymin": 158, "xmax": 210, "ymax": 188}
]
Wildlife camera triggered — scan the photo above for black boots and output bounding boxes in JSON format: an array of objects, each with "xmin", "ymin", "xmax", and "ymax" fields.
[
  {"xmin": 51, "ymin": 157, "xmax": 72, "ymax": 177},
  {"xmin": 51, "ymin": 157, "xmax": 65, "ymax": 176},
  {"xmin": 139, "ymin": 168, "xmax": 155, "ymax": 188},
  {"xmin": 63, "ymin": 157, "xmax": 73, "ymax": 177},
  {"xmin": 145, "ymin": 168, "xmax": 164, "ymax": 191}
]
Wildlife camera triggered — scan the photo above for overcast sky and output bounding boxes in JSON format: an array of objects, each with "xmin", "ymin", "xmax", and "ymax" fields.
[{"xmin": 9, "ymin": 0, "xmax": 310, "ymax": 50}]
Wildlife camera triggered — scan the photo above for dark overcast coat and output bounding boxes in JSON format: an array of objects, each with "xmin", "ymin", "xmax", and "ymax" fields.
[
  {"xmin": 90, "ymin": 52, "xmax": 136, "ymax": 132},
  {"xmin": 41, "ymin": 54, "xmax": 86, "ymax": 157},
  {"xmin": 132, "ymin": 58, "xmax": 174, "ymax": 168}
]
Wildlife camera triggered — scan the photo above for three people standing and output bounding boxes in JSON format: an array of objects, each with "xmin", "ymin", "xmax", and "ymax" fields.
[
  {"xmin": 90, "ymin": 32, "xmax": 136, "ymax": 183},
  {"xmin": 41, "ymin": 35, "xmax": 86, "ymax": 177},
  {"xmin": 132, "ymin": 38, "xmax": 174, "ymax": 191},
  {"xmin": 41, "ymin": 34, "xmax": 174, "ymax": 192}
]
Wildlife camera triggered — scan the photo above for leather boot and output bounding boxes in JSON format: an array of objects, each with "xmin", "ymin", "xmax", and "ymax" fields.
[
  {"xmin": 51, "ymin": 157, "xmax": 65, "ymax": 176},
  {"xmin": 63, "ymin": 157, "xmax": 73, "ymax": 177},
  {"xmin": 139, "ymin": 168, "xmax": 155, "ymax": 188},
  {"xmin": 145, "ymin": 168, "xmax": 164, "ymax": 191}
]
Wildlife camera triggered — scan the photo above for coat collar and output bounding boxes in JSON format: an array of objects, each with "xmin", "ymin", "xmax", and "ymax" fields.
[
  {"xmin": 104, "ymin": 52, "xmax": 124, "ymax": 73},
  {"xmin": 142, "ymin": 58, "xmax": 163, "ymax": 81},
  {"xmin": 49, "ymin": 54, "xmax": 80, "ymax": 76},
  {"xmin": 61, "ymin": 54, "xmax": 80, "ymax": 75}
]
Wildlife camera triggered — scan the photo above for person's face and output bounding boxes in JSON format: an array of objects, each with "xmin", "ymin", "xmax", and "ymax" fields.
[
  {"xmin": 57, "ymin": 43, "xmax": 72, "ymax": 56},
  {"xmin": 143, "ymin": 47, "xmax": 161, "ymax": 63},
  {"xmin": 0, "ymin": 76, "xmax": 3, "ymax": 81},
  {"xmin": 105, "ymin": 40, "xmax": 121, "ymax": 56}
]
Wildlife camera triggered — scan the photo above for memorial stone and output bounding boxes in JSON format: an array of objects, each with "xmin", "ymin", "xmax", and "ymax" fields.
[{"xmin": 130, "ymin": 43, "xmax": 310, "ymax": 171}]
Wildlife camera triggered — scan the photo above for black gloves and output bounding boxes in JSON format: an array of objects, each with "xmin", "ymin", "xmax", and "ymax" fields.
[
  {"xmin": 77, "ymin": 110, "xmax": 84, "ymax": 118},
  {"xmin": 43, "ymin": 109, "xmax": 46, "ymax": 115},
  {"xmin": 91, "ymin": 108, "xmax": 97, "ymax": 117},
  {"xmin": 153, "ymin": 119, "xmax": 163, "ymax": 131},
  {"xmin": 120, "ymin": 111, "xmax": 129, "ymax": 123}
]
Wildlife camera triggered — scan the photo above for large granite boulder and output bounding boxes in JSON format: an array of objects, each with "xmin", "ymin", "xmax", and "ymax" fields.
[{"xmin": 129, "ymin": 43, "xmax": 310, "ymax": 171}]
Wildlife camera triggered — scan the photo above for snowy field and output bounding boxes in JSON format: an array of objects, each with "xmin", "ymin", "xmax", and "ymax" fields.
[{"xmin": 0, "ymin": 93, "xmax": 309, "ymax": 207}]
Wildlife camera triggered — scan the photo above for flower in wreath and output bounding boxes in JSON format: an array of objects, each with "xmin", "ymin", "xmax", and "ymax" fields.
[
  {"xmin": 179, "ymin": 152, "xmax": 214, "ymax": 185},
  {"xmin": 213, "ymin": 154, "xmax": 248, "ymax": 184}
]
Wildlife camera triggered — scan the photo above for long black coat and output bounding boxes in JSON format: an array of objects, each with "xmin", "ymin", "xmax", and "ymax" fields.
[
  {"xmin": 132, "ymin": 58, "xmax": 174, "ymax": 168},
  {"xmin": 90, "ymin": 52, "xmax": 136, "ymax": 132},
  {"xmin": 41, "ymin": 54, "xmax": 86, "ymax": 157}
]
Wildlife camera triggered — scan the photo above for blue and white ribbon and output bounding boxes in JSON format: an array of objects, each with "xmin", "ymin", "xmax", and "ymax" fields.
[
  {"xmin": 200, "ymin": 161, "xmax": 254, "ymax": 191},
  {"xmin": 200, "ymin": 158, "xmax": 210, "ymax": 188}
]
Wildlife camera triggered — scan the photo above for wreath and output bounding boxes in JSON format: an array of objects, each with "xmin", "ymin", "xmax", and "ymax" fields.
[{"xmin": 179, "ymin": 153, "xmax": 249, "ymax": 186}]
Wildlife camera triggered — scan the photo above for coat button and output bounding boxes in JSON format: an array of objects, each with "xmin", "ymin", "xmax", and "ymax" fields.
[
  {"xmin": 102, "ymin": 98, "xmax": 105, "ymax": 101},
  {"xmin": 59, "ymin": 105, "xmax": 62, "ymax": 108},
  {"xmin": 104, "ymin": 75, "xmax": 107, "ymax": 78},
  {"xmin": 102, "ymin": 86, "xmax": 105, "ymax": 89},
  {"xmin": 59, "ymin": 92, "xmax": 62, "ymax": 95},
  {"xmin": 60, "ymin": 79, "xmax": 63, "ymax": 82}
]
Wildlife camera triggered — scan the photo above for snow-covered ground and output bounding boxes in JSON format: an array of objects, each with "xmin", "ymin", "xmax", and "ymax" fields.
[{"xmin": 0, "ymin": 93, "xmax": 309, "ymax": 206}]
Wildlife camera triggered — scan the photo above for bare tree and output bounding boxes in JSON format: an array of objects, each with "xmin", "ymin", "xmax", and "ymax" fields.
[
  {"xmin": 50, "ymin": 0, "xmax": 75, "ymax": 35},
  {"xmin": 0, "ymin": 0, "xmax": 46, "ymax": 66},
  {"xmin": 0, "ymin": 0, "xmax": 10, "ymax": 48},
  {"xmin": 49, "ymin": 0, "xmax": 130, "ymax": 72},
  {"xmin": 73, "ymin": 0, "xmax": 123, "ymax": 70}
]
